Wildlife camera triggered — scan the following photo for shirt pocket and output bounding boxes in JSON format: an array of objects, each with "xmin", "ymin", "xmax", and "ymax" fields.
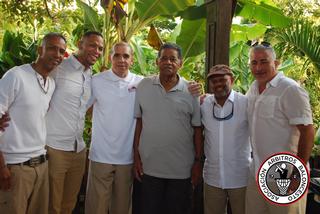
[{"xmin": 258, "ymin": 96, "xmax": 277, "ymax": 118}]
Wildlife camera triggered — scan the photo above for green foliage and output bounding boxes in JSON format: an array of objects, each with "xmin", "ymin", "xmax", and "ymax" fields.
[
  {"xmin": 76, "ymin": 0, "xmax": 103, "ymax": 32},
  {"xmin": 273, "ymin": 20, "xmax": 320, "ymax": 72},
  {"xmin": 236, "ymin": 0, "xmax": 292, "ymax": 27},
  {"xmin": 229, "ymin": 41, "xmax": 253, "ymax": 93},
  {"xmin": 135, "ymin": 0, "xmax": 196, "ymax": 21},
  {"xmin": 0, "ymin": 31, "xmax": 37, "ymax": 77},
  {"xmin": 231, "ymin": 23, "xmax": 267, "ymax": 42},
  {"xmin": 176, "ymin": 19, "xmax": 206, "ymax": 59}
]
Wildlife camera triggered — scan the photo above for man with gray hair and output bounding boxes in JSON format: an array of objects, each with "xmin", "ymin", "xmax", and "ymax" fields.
[
  {"xmin": 85, "ymin": 42, "xmax": 143, "ymax": 214},
  {"xmin": 245, "ymin": 42, "xmax": 314, "ymax": 214}
]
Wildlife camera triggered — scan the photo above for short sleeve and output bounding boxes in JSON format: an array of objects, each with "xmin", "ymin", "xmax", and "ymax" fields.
[
  {"xmin": 134, "ymin": 84, "xmax": 142, "ymax": 118},
  {"xmin": 191, "ymin": 96, "xmax": 201, "ymax": 127},
  {"xmin": 0, "ymin": 69, "xmax": 20, "ymax": 113},
  {"xmin": 86, "ymin": 78, "xmax": 97, "ymax": 110},
  {"xmin": 280, "ymin": 85, "xmax": 313, "ymax": 125}
]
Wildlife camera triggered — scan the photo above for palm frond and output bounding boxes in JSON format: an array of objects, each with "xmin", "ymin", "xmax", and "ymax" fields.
[{"xmin": 273, "ymin": 20, "xmax": 320, "ymax": 72}]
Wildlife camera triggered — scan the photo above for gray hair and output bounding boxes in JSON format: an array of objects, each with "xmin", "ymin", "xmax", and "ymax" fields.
[
  {"xmin": 249, "ymin": 45, "xmax": 277, "ymax": 60},
  {"xmin": 110, "ymin": 42, "xmax": 134, "ymax": 55}
]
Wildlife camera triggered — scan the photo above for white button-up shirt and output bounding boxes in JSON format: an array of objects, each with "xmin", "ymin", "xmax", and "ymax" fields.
[
  {"xmin": 247, "ymin": 72, "xmax": 313, "ymax": 175},
  {"xmin": 88, "ymin": 70, "xmax": 143, "ymax": 164},
  {"xmin": 201, "ymin": 90, "xmax": 251, "ymax": 188},
  {"xmin": 0, "ymin": 64, "xmax": 55, "ymax": 163},
  {"xmin": 46, "ymin": 55, "xmax": 91, "ymax": 153}
]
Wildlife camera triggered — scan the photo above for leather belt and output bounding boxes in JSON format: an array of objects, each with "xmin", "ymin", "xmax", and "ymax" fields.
[{"xmin": 9, "ymin": 154, "xmax": 49, "ymax": 167}]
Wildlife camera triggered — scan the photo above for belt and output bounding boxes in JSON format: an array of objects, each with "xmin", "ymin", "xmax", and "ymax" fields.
[{"xmin": 10, "ymin": 154, "xmax": 49, "ymax": 167}]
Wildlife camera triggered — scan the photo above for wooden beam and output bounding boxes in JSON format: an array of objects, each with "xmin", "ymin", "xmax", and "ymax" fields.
[{"xmin": 205, "ymin": 0, "xmax": 235, "ymax": 70}]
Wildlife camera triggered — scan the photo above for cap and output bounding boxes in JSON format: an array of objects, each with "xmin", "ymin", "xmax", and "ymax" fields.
[{"xmin": 207, "ymin": 64, "xmax": 233, "ymax": 79}]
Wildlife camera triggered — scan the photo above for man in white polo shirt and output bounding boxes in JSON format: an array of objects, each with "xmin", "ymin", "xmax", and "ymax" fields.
[
  {"xmin": 201, "ymin": 64, "xmax": 251, "ymax": 214},
  {"xmin": 45, "ymin": 31, "xmax": 104, "ymax": 214},
  {"xmin": 0, "ymin": 33, "xmax": 66, "ymax": 214},
  {"xmin": 85, "ymin": 42, "xmax": 143, "ymax": 214},
  {"xmin": 245, "ymin": 43, "xmax": 314, "ymax": 214}
]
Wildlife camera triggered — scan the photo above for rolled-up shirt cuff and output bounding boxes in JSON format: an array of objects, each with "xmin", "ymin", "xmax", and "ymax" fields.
[{"xmin": 289, "ymin": 117, "xmax": 313, "ymax": 125}]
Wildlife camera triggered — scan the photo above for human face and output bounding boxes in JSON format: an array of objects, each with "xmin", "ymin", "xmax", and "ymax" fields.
[
  {"xmin": 77, "ymin": 34, "xmax": 104, "ymax": 69},
  {"xmin": 156, "ymin": 48, "xmax": 182, "ymax": 77},
  {"xmin": 208, "ymin": 74, "xmax": 233, "ymax": 100},
  {"xmin": 249, "ymin": 49, "xmax": 279, "ymax": 87},
  {"xmin": 38, "ymin": 36, "xmax": 66, "ymax": 72},
  {"xmin": 110, "ymin": 45, "xmax": 133, "ymax": 77}
]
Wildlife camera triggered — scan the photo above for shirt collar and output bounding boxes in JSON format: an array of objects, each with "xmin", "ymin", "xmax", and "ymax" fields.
[
  {"xmin": 153, "ymin": 74, "xmax": 185, "ymax": 91},
  {"xmin": 252, "ymin": 72, "xmax": 284, "ymax": 93},
  {"xmin": 105, "ymin": 69, "xmax": 133, "ymax": 82},
  {"xmin": 267, "ymin": 72, "xmax": 284, "ymax": 88},
  {"xmin": 69, "ymin": 55, "xmax": 91, "ymax": 73}
]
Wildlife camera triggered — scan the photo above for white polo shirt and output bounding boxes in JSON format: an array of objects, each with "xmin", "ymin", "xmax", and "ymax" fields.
[
  {"xmin": 0, "ymin": 64, "xmax": 55, "ymax": 163},
  {"xmin": 201, "ymin": 90, "xmax": 251, "ymax": 188},
  {"xmin": 88, "ymin": 70, "xmax": 143, "ymax": 164},
  {"xmin": 46, "ymin": 55, "xmax": 92, "ymax": 153},
  {"xmin": 247, "ymin": 72, "xmax": 313, "ymax": 175}
]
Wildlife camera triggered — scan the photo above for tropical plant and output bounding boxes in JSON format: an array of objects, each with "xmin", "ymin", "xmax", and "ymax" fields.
[
  {"xmin": 0, "ymin": 31, "xmax": 37, "ymax": 77},
  {"xmin": 273, "ymin": 20, "xmax": 320, "ymax": 72}
]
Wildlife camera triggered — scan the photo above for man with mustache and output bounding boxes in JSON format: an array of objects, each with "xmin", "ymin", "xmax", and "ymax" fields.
[
  {"xmin": 133, "ymin": 43, "xmax": 202, "ymax": 214},
  {"xmin": 45, "ymin": 31, "xmax": 104, "ymax": 214},
  {"xmin": 0, "ymin": 33, "xmax": 67, "ymax": 214},
  {"xmin": 201, "ymin": 65, "xmax": 251, "ymax": 214}
]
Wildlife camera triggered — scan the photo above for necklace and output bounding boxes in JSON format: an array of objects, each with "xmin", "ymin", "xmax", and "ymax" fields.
[{"xmin": 31, "ymin": 63, "xmax": 49, "ymax": 94}]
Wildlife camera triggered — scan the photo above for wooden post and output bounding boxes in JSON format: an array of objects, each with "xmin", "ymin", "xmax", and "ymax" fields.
[{"xmin": 205, "ymin": 0, "xmax": 235, "ymax": 77}]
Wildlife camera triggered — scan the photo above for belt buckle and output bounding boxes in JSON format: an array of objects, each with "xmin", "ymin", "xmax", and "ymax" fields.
[{"xmin": 29, "ymin": 157, "xmax": 41, "ymax": 167}]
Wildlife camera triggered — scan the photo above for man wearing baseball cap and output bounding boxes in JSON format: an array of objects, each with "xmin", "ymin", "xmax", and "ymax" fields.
[{"xmin": 201, "ymin": 64, "xmax": 251, "ymax": 214}]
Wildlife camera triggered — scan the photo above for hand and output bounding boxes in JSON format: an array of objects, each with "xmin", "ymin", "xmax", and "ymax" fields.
[
  {"xmin": 134, "ymin": 153, "xmax": 143, "ymax": 182},
  {"xmin": 191, "ymin": 161, "xmax": 202, "ymax": 188},
  {"xmin": 0, "ymin": 112, "xmax": 10, "ymax": 132},
  {"xmin": 200, "ymin": 94, "xmax": 207, "ymax": 105},
  {"xmin": 0, "ymin": 166, "xmax": 11, "ymax": 191},
  {"xmin": 188, "ymin": 82, "xmax": 202, "ymax": 97}
]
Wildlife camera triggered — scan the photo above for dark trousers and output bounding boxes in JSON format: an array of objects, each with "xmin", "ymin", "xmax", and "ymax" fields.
[{"xmin": 141, "ymin": 174, "xmax": 192, "ymax": 214}]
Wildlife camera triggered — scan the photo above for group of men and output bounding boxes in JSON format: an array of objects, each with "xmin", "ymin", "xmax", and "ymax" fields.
[{"xmin": 0, "ymin": 30, "xmax": 315, "ymax": 214}]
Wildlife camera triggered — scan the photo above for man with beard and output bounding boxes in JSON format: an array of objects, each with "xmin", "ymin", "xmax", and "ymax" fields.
[
  {"xmin": 45, "ymin": 31, "xmax": 104, "ymax": 214},
  {"xmin": 201, "ymin": 65, "xmax": 251, "ymax": 214},
  {"xmin": 0, "ymin": 33, "xmax": 66, "ymax": 214},
  {"xmin": 133, "ymin": 43, "xmax": 202, "ymax": 214}
]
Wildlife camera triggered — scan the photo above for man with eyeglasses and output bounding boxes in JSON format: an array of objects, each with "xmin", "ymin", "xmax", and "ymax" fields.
[
  {"xmin": 201, "ymin": 64, "xmax": 251, "ymax": 214},
  {"xmin": 133, "ymin": 43, "xmax": 202, "ymax": 214},
  {"xmin": 0, "ymin": 33, "xmax": 67, "ymax": 214},
  {"xmin": 245, "ymin": 43, "xmax": 314, "ymax": 214}
]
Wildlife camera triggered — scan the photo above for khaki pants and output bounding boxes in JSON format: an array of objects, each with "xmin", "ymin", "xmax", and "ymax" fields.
[
  {"xmin": 245, "ymin": 176, "xmax": 306, "ymax": 214},
  {"xmin": 204, "ymin": 182, "xmax": 246, "ymax": 214},
  {"xmin": 85, "ymin": 161, "xmax": 133, "ymax": 214},
  {"xmin": 47, "ymin": 147, "xmax": 86, "ymax": 214},
  {"xmin": 0, "ymin": 162, "xmax": 49, "ymax": 214}
]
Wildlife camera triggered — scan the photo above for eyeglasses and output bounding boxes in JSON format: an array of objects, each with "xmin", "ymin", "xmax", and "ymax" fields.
[
  {"xmin": 247, "ymin": 40, "xmax": 271, "ymax": 47},
  {"xmin": 213, "ymin": 102, "xmax": 234, "ymax": 121}
]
